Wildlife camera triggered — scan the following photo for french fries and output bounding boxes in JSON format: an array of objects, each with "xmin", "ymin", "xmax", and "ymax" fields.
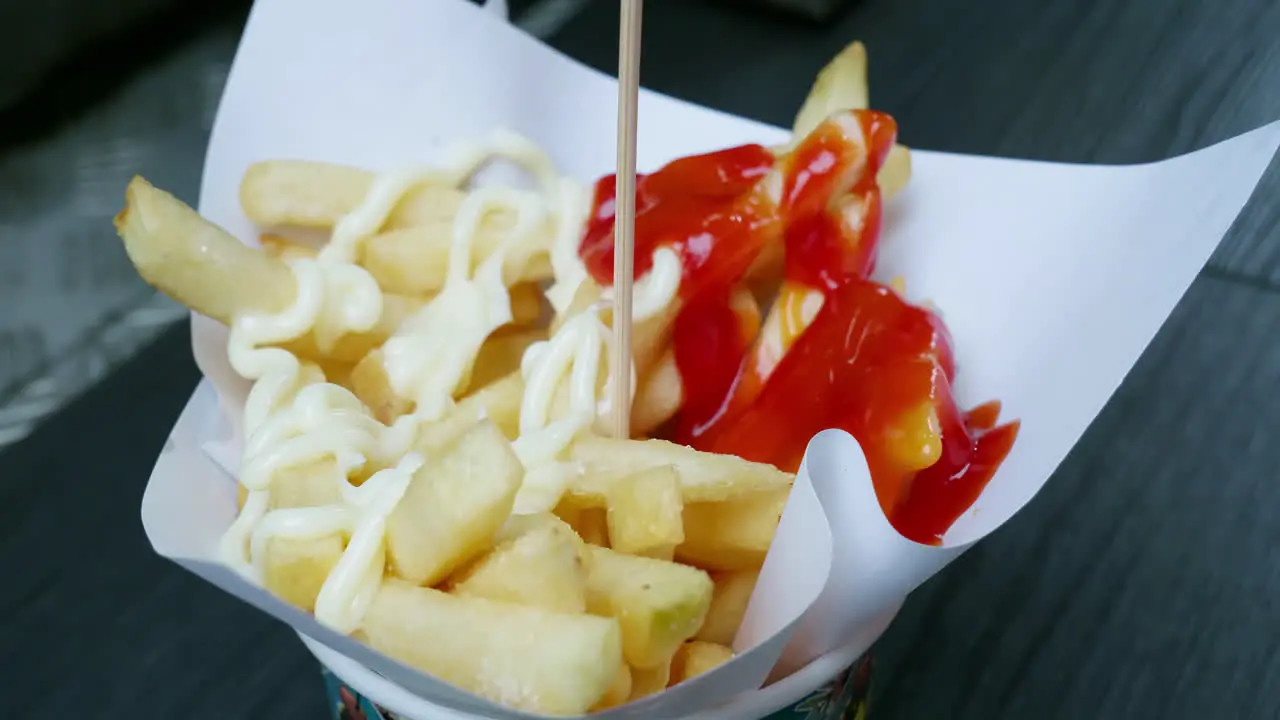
[
  {"xmin": 567, "ymin": 437, "xmax": 794, "ymax": 506},
  {"xmin": 605, "ymin": 466, "xmax": 685, "ymax": 560},
  {"xmin": 449, "ymin": 513, "xmax": 588, "ymax": 614},
  {"xmin": 118, "ymin": 38, "xmax": 920, "ymax": 715},
  {"xmin": 583, "ymin": 545, "xmax": 713, "ymax": 670},
  {"xmin": 361, "ymin": 581, "xmax": 623, "ymax": 715},
  {"xmin": 670, "ymin": 641, "xmax": 735, "ymax": 685},
  {"xmin": 386, "ymin": 420, "xmax": 522, "ymax": 586},
  {"xmin": 697, "ymin": 570, "xmax": 760, "ymax": 646}
]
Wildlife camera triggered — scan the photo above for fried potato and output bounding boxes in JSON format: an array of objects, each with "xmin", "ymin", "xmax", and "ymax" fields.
[
  {"xmin": 567, "ymin": 437, "xmax": 794, "ymax": 506},
  {"xmin": 507, "ymin": 282, "xmax": 547, "ymax": 328},
  {"xmin": 449, "ymin": 514, "xmax": 588, "ymax": 614},
  {"xmin": 670, "ymin": 641, "xmax": 734, "ymax": 686},
  {"xmin": 360, "ymin": 581, "xmax": 623, "ymax": 716},
  {"xmin": 115, "ymin": 177, "xmax": 416, "ymax": 364},
  {"xmin": 584, "ymin": 546, "xmax": 713, "ymax": 669},
  {"xmin": 605, "ymin": 466, "xmax": 684, "ymax": 560},
  {"xmin": 261, "ymin": 534, "xmax": 345, "ymax": 613},
  {"xmin": 386, "ymin": 420, "xmax": 522, "ymax": 586},
  {"xmin": 629, "ymin": 657, "xmax": 673, "ymax": 701},
  {"xmin": 790, "ymin": 41, "xmax": 911, "ymax": 199},
  {"xmin": 465, "ymin": 327, "xmax": 545, "ymax": 395},
  {"xmin": 676, "ymin": 488, "xmax": 788, "ymax": 571},
  {"xmin": 269, "ymin": 459, "xmax": 345, "ymax": 510},
  {"xmin": 361, "ymin": 223, "xmax": 554, "ymax": 296},
  {"xmin": 350, "ymin": 349, "xmax": 413, "ymax": 424},
  {"xmin": 260, "ymin": 234, "xmax": 319, "ymax": 261},
  {"xmin": 413, "ymin": 372, "xmax": 525, "ymax": 454},
  {"xmin": 632, "ymin": 350, "xmax": 683, "ymax": 435},
  {"xmin": 117, "ymin": 177, "xmax": 294, "ymax": 325},
  {"xmin": 556, "ymin": 504, "xmax": 610, "ymax": 547},
  {"xmin": 696, "ymin": 569, "xmax": 760, "ymax": 646},
  {"xmin": 792, "ymin": 41, "xmax": 870, "ymax": 141},
  {"xmin": 591, "ymin": 664, "xmax": 633, "ymax": 711},
  {"xmin": 241, "ymin": 160, "xmax": 489, "ymax": 231}
]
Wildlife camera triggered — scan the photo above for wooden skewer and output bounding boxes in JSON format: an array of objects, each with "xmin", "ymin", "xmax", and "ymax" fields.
[{"xmin": 611, "ymin": 0, "xmax": 643, "ymax": 440}]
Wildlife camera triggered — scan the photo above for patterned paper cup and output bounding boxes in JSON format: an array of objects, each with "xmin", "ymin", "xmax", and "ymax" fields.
[{"xmin": 305, "ymin": 634, "xmax": 873, "ymax": 720}]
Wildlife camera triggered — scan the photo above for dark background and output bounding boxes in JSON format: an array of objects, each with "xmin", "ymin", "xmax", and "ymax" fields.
[{"xmin": 2, "ymin": 0, "xmax": 1279, "ymax": 717}]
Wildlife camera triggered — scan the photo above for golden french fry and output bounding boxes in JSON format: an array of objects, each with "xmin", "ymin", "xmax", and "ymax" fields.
[
  {"xmin": 361, "ymin": 222, "xmax": 554, "ymax": 296},
  {"xmin": 261, "ymin": 534, "xmax": 345, "ymax": 613},
  {"xmin": 385, "ymin": 420, "xmax": 523, "ymax": 586},
  {"xmin": 508, "ymin": 281, "xmax": 547, "ymax": 327},
  {"xmin": 696, "ymin": 569, "xmax": 760, "ymax": 646},
  {"xmin": 567, "ymin": 437, "xmax": 793, "ymax": 507},
  {"xmin": 789, "ymin": 41, "xmax": 912, "ymax": 200},
  {"xmin": 556, "ymin": 504, "xmax": 610, "ymax": 547},
  {"xmin": 268, "ymin": 459, "xmax": 346, "ymax": 509},
  {"xmin": 449, "ymin": 514, "xmax": 588, "ymax": 614},
  {"xmin": 349, "ymin": 350, "xmax": 414, "ymax": 424},
  {"xmin": 259, "ymin": 234, "xmax": 319, "ymax": 261},
  {"xmin": 240, "ymin": 160, "xmax": 488, "ymax": 231},
  {"xmin": 879, "ymin": 143, "xmax": 913, "ymax": 199},
  {"xmin": 361, "ymin": 581, "xmax": 623, "ymax": 716},
  {"xmin": 116, "ymin": 177, "xmax": 295, "ymax": 325},
  {"xmin": 632, "ymin": 351, "xmax": 683, "ymax": 435},
  {"xmin": 629, "ymin": 658, "xmax": 673, "ymax": 701},
  {"xmin": 605, "ymin": 466, "xmax": 684, "ymax": 560},
  {"xmin": 591, "ymin": 664, "xmax": 633, "ymax": 711},
  {"xmin": 670, "ymin": 641, "xmax": 734, "ymax": 686},
  {"xmin": 791, "ymin": 41, "xmax": 870, "ymax": 140},
  {"xmin": 583, "ymin": 545, "xmax": 713, "ymax": 670},
  {"xmin": 675, "ymin": 488, "xmax": 788, "ymax": 571},
  {"xmin": 115, "ymin": 177, "xmax": 418, "ymax": 364},
  {"xmin": 464, "ymin": 327, "xmax": 546, "ymax": 396},
  {"xmin": 414, "ymin": 372, "xmax": 525, "ymax": 454}
]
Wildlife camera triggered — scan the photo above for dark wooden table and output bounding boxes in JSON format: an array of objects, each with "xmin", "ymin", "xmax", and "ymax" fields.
[{"xmin": 4, "ymin": 0, "xmax": 1279, "ymax": 717}]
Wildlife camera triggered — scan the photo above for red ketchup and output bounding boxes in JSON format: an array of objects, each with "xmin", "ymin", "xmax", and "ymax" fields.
[{"xmin": 578, "ymin": 110, "xmax": 1018, "ymax": 546}]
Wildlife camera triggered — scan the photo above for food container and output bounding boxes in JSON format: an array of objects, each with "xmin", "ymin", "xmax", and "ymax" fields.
[{"xmin": 137, "ymin": 0, "xmax": 1279, "ymax": 718}]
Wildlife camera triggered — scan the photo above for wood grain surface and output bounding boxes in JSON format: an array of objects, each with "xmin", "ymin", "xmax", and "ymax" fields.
[{"xmin": 1, "ymin": 0, "xmax": 1278, "ymax": 718}]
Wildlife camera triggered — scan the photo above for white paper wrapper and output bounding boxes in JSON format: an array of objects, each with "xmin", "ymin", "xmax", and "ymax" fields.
[{"xmin": 138, "ymin": 0, "xmax": 1280, "ymax": 717}]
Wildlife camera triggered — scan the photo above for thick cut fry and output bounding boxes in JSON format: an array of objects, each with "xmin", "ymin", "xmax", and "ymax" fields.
[
  {"xmin": 508, "ymin": 281, "xmax": 547, "ymax": 327},
  {"xmin": 350, "ymin": 349, "xmax": 414, "ymax": 423},
  {"xmin": 361, "ymin": 582, "xmax": 623, "ymax": 716},
  {"xmin": 116, "ymin": 177, "xmax": 416, "ymax": 364},
  {"xmin": 696, "ymin": 570, "xmax": 760, "ymax": 646},
  {"xmin": 556, "ymin": 504, "xmax": 610, "ymax": 547},
  {"xmin": 676, "ymin": 488, "xmax": 788, "ymax": 571},
  {"xmin": 633, "ymin": 350, "xmax": 683, "ymax": 434},
  {"xmin": 629, "ymin": 658, "xmax": 673, "ymax": 701},
  {"xmin": 259, "ymin": 234, "xmax": 321, "ymax": 262},
  {"xmin": 584, "ymin": 546, "xmax": 713, "ymax": 669},
  {"xmin": 591, "ymin": 664, "xmax": 633, "ymax": 711},
  {"xmin": 269, "ymin": 459, "xmax": 345, "ymax": 509},
  {"xmin": 567, "ymin": 437, "xmax": 794, "ymax": 506},
  {"xmin": 386, "ymin": 420, "xmax": 522, "ymax": 586},
  {"xmin": 261, "ymin": 534, "xmax": 345, "ymax": 613},
  {"xmin": 606, "ymin": 466, "xmax": 685, "ymax": 560},
  {"xmin": 414, "ymin": 372, "xmax": 525, "ymax": 454},
  {"xmin": 449, "ymin": 514, "xmax": 588, "ymax": 614},
  {"xmin": 669, "ymin": 641, "xmax": 734, "ymax": 686},
  {"xmin": 792, "ymin": 41, "xmax": 870, "ymax": 141},
  {"xmin": 465, "ymin": 327, "xmax": 546, "ymax": 395},
  {"xmin": 240, "ymin": 160, "xmax": 490, "ymax": 231},
  {"xmin": 116, "ymin": 177, "xmax": 294, "ymax": 325},
  {"xmin": 789, "ymin": 41, "xmax": 911, "ymax": 199},
  {"xmin": 361, "ymin": 223, "xmax": 554, "ymax": 296}
]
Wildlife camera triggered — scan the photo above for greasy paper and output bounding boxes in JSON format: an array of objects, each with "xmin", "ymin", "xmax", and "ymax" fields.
[{"xmin": 137, "ymin": 0, "xmax": 1280, "ymax": 716}]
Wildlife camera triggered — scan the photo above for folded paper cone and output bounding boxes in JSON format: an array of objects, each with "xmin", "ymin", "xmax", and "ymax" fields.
[{"xmin": 138, "ymin": 0, "xmax": 1280, "ymax": 717}]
